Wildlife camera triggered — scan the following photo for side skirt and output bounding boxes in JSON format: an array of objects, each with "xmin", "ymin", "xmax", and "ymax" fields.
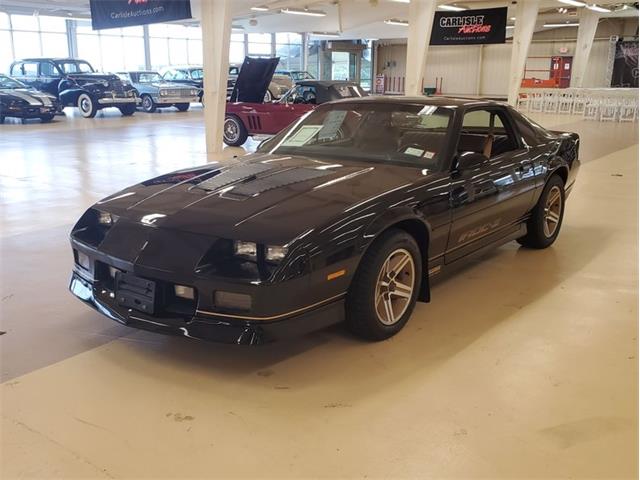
[{"xmin": 427, "ymin": 222, "xmax": 527, "ymax": 285}]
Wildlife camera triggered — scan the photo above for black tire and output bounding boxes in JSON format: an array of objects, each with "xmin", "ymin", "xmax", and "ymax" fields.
[
  {"xmin": 77, "ymin": 93, "xmax": 97, "ymax": 118},
  {"xmin": 518, "ymin": 174, "xmax": 566, "ymax": 249},
  {"xmin": 119, "ymin": 104, "xmax": 136, "ymax": 116},
  {"xmin": 346, "ymin": 229, "xmax": 422, "ymax": 341},
  {"xmin": 40, "ymin": 113, "xmax": 55, "ymax": 122},
  {"xmin": 175, "ymin": 103, "xmax": 190, "ymax": 112},
  {"xmin": 0, "ymin": 115, "xmax": 5, "ymax": 124},
  {"xmin": 223, "ymin": 115, "xmax": 248, "ymax": 146},
  {"xmin": 141, "ymin": 94, "xmax": 156, "ymax": 113}
]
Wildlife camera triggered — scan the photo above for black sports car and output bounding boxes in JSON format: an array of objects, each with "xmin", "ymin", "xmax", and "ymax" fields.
[
  {"xmin": 69, "ymin": 97, "xmax": 580, "ymax": 345},
  {"xmin": 0, "ymin": 74, "xmax": 60, "ymax": 123}
]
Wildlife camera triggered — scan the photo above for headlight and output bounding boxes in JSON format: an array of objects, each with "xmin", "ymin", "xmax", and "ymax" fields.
[
  {"xmin": 266, "ymin": 245, "xmax": 288, "ymax": 262},
  {"xmin": 97, "ymin": 211, "xmax": 117, "ymax": 226},
  {"xmin": 160, "ymin": 90, "xmax": 168, "ymax": 96},
  {"xmin": 190, "ymin": 89, "xmax": 197, "ymax": 95},
  {"xmin": 234, "ymin": 240, "xmax": 257, "ymax": 258},
  {"xmin": 101, "ymin": 80, "xmax": 109, "ymax": 87}
]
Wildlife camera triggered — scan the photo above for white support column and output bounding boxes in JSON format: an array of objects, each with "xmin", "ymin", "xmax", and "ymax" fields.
[
  {"xmin": 404, "ymin": 0, "xmax": 437, "ymax": 96},
  {"xmin": 571, "ymin": 9, "xmax": 599, "ymax": 88},
  {"xmin": 507, "ymin": 0, "xmax": 540, "ymax": 106},
  {"xmin": 201, "ymin": 0, "xmax": 233, "ymax": 156}
]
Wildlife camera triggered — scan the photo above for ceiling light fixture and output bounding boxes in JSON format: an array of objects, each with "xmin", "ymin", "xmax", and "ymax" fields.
[
  {"xmin": 557, "ymin": 0, "xmax": 586, "ymax": 6},
  {"xmin": 281, "ymin": 7, "xmax": 327, "ymax": 17},
  {"xmin": 384, "ymin": 18, "xmax": 409, "ymax": 26},
  {"xmin": 586, "ymin": 4, "xmax": 611, "ymax": 12},
  {"xmin": 438, "ymin": 4, "xmax": 466, "ymax": 11},
  {"xmin": 543, "ymin": 22, "xmax": 580, "ymax": 27},
  {"xmin": 250, "ymin": 5, "xmax": 269, "ymax": 11},
  {"xmin": 310, "ymin": 31, "xmax": 341, "ymax": 37}
]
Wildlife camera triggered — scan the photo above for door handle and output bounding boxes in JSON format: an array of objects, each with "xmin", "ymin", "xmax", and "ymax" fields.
[{"xmin": 516, "ymin": 161, "xmax": 533, "ymax": 174}]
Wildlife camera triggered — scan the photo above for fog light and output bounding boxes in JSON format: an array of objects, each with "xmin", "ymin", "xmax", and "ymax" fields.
[
  {"xmin": 76, "ymin": 250, "xmax": 90, "ymax": 270},
  {"xmin": 174, "ymin": 285, "xmax": 195, "ymax": 300},
  {"xmin": 214, "ymin": 291, "xmax": 252, "ymax": 311}
]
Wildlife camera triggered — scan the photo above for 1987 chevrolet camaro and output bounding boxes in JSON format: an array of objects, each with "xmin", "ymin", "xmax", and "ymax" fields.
[{"xmin": 69, "ymin": 97, "xmax": 579, "ymax": 345}]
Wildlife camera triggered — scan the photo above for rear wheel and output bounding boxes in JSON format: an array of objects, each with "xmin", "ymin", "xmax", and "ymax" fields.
[
  {"xmin": 518, "ymin": 174, "xmax": 565, "ymax": 249},
  {"xmin": 77, "ymin": 93, "xmax": 97, "ymax": 118},
  {"xmin": 175, "ymin": 103, "xmax": 190, "ymax": 112},
  {"xmin": 346, "ymin": 229, "xmax": 422, "ymax": 341},
  {"xmin": 223, "ymin": 115, "xmax": 248, "ymax": 146},
  {"xmin": 119, "ymin": 104, "xmax": 136, "ymax": 116},
  {"xmin": 141, "ymin": 94, "xmax": 156, "ymax": 113},
  {"xmin": 40, "ymin": 113, "xmax": 55, "ymax": 122}
]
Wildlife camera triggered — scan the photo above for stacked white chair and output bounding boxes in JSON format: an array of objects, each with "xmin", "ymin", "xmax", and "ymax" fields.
[
  {"xmin": 517, "ymin": 93, "xmax": 530, "ymax": 112},
  {"xmin": 572, "ymin": 89, "xmax": 587, "ymax": 115},
  {"xmin": 528, "ymin": 91, "xmax": 545, "ymax": 113},
  {"xmin": 543, "ymin": 90, "xmax": 560, "ymax": 113},
  {"xmin": 558, "ymin": 90, "xmax": 575, "ymax": 114}
]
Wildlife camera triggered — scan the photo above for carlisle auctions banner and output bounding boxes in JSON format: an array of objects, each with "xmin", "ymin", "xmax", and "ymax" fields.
[
  {"xmin": 430, "ymin": 7, "xmax": 507, "ymax": 46},
  {"xmin": 89, "ymin": 0, "xmax": 192, "ymax": 30}
]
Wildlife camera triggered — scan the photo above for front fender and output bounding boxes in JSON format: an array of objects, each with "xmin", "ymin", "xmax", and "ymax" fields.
[{"xmin": 59, "ymin": 88, "xmax": 88, "ymax": 107}]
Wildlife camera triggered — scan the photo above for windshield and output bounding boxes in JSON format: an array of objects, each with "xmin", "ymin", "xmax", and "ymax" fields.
[
  {"xmin": 258, "ymin": 103, "xmax": 453, "ymax": 169},
  {"xmin": 138, "ymin": 72, "xmax": 163, "ymax": 83},
  {"xmin": 57, "ymin": 61, "xmax": 95, "ymax": 74},
  {"xmin": 291, "ymin": 71, "xmax": 314, "ymax": 81},
  {"xmin": 0, "ymin": 75, "xmax": 26, "ymax": 89},
  {"xmin": 190, "ymin": 69, "xmax": 203, "ymax": 80}
]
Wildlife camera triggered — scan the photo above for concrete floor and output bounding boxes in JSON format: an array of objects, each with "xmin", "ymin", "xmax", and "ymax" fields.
[{"xmin": 0, "ymin": 105, "xmax": 637, "ymax": 479}]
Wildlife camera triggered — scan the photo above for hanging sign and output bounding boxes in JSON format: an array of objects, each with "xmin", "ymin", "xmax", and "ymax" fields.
[
  {"xmin": 430, "ymin": 7, "xmax": 507, "ymax": 46},
  {"xmin": 89, "ymin": 0, "xmax": 192, "ymax": 30}
]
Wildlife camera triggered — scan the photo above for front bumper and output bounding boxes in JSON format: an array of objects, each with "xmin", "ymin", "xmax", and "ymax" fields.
[
  {"xmin": 154, "ymin": 96, "xmax": 199, "ymax": 105},
  {"xmin": 2, "ymin": 105, "xmax": 58, "ymax": 118},
  {"xmin": 69, "ymin": 270, "xmax": 344, "ymax": 345}
]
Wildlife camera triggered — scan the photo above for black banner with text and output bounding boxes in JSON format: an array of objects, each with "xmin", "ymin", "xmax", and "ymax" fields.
[
  {"xmin": 430, "ymin": 7, "xmax": 507, "ymax": 46},
  {"xmin": 89, "ymin": 0, "xmax": 192, "ymax": 30}
]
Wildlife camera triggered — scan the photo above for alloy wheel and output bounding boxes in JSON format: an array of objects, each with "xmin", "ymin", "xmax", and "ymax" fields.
[
  {"xmin": 543, "ymin": 185, "xmax": 562, "ymax": 238},
  {"xmin": 374, "ymin": 248, "xmax": 415, "ymax": 325}
]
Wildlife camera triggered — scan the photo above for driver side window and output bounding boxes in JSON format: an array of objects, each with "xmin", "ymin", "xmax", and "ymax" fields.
[{"xmin": 459, "ymin": 109, "xmax": 518, "ymax": 158}]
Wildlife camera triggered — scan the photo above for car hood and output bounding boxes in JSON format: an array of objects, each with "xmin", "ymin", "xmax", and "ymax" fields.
[
  {"xmin": 229, "ymin": 57, "xmax": 279, "ymax": 103},
  {"xmin": 95, "ymin": 154, "xmax": 426, "ymax": 245},
  {"xmin": 66, "ymin": 72, "xmax": 121, "ymax": 83},
  {"xmin": 0, "ymin": 88, "xmax": 57, "ymax": 105}
]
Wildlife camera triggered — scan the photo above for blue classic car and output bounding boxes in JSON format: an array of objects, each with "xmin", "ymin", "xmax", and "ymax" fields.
[
  {"xmin": 10, "ymin": 58, "xmax": 139, "ymax": 118},
  {"xmin": 117, "ymin": 71, "xmax": 201, "ymax": 113}
]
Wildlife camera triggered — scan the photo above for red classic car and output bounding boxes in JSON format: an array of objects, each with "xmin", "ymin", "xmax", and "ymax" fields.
[{"xmin": 224, "ymin": 57, "xmax": 367, "ymax": 146}]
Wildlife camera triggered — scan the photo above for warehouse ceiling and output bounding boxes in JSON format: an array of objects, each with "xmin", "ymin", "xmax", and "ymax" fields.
[{"xmin": 0, "ymin": 0, "xmax": 637, "ymax": 39}]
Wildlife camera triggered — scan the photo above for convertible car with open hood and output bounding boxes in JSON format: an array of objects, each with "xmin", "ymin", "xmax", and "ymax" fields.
[
  {"xmin": 224, "ymin": 57, "xmax": 366, "ymax": 146},
  {"xmin": 69, "ymin": 96, "xmax": 579, "ymax": 345}
]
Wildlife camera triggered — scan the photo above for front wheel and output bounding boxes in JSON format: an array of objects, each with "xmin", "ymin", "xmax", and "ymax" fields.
[
  {"xmin": 77, "ymin": 93, "xmax": 97, "ymax": 118},
  {"xmin": 346, "ymin": 229, "xmax": 422, "ymax": 341},
  {"xmin": 175, "ymin": 103, "xmax": 190, "ymax": 112},
  {"xmin": 518, "ymin": 174, "xmax": 565, "ymax": 249},
  {"xmin": 141, "ymin": 94, "xmax": 156, "ymax": 113},
  {"xmin": 40, "ymin": 113, "xmax": 55, "ymax": 122},
  {"xmin": 223, "ymin": 115, "xmax": 248, "ymax": 146},
  {"xmin": 119, "ymin": 104, "xmax": 136, "ymax": 116}
]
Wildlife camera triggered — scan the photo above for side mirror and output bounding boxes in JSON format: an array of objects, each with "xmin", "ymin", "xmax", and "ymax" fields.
[{"xmin": 457, "ymin": 151, "xmax": 487, "ymax": 170}]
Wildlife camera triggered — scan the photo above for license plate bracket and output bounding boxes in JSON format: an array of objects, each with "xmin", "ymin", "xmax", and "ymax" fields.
[{"xmin": 115, "ymin": 272, "xmax": 156, "ymax": 314}]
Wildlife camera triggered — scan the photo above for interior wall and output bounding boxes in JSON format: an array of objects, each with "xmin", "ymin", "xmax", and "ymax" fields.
[{"xmin": 375, "ymin": 18, "xmax": 637, "ymax": 96}]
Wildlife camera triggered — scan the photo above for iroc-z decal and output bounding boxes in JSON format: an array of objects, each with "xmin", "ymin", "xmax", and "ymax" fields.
[{"xmin": 458, "ymin": 218, "xmax": 502, "ymax": 244}]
